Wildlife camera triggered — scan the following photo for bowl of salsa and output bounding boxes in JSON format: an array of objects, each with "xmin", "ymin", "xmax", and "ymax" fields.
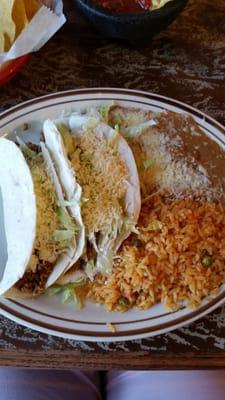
[
  {"xmin": 72, "ymin": 0, "xmax": 189, "ymax": 45},
  {"xmin": 90, "ymin": 0, "xmax": 173, "ymax": 14}
]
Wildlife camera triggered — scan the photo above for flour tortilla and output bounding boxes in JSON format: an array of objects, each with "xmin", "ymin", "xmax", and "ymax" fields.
[
  {"xmin": 0, "ymin": 137, "xmax": 85, "ymax": 298},
  {"xmin": 0, "ymin": 138, "xmax": 36, "ymax": 296},
  {"xmin": 43, "ymin": 120, "xmax": 85, "ymax": 278},
  {"xmin": 43, "ymin": 113, "xmax": 141, "ymax": 283},
  {"xmin": 68, "ymin": 114, "xmax": 141, "ymax": 250}
]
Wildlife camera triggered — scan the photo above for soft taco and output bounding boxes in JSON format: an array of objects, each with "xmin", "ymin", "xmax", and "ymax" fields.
[
  {"xmin": 0, "ymin": 136, "xmax": 85, "ymax": 298},
  {"xmin": 42, "ymin": 108, "xmax": 141, "ymax": 283}
]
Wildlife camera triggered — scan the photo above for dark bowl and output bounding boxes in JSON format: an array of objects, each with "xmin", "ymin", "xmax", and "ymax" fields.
[{"xmin": 72, "ymin": 0, "xmax": 189, "ymax": 46}]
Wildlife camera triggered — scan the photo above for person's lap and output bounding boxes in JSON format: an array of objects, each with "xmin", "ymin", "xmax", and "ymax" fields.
[
  {"xmin": 1, "ymin": 369, "xmax": 225, "ymax": 400},
  {"xmin": 0, "ymin": 369, "xmax": 101, "ymax": 400},
  {"xmin": 107, "ymin": 371, "xmax": 225, "ymax": 400}
]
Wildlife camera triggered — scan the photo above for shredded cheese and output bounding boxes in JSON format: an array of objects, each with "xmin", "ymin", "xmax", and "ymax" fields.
[
  {"xmin": 134, "ymin": 129, "xmax": 212, "ymax": 200},
  {"xmin": 111, "ymin": 109, "xmax": 221, "ymax": 201},
  {"xmin": 24, "ymin": 153, "xmax": 64, "ymax": 268},
  {"xmin": 108, "ymin": 106, "xmax": 225, "ymax": 201},
  {"xmin": 69, "ymin": 128, "xmax": 129, "ymax": 234}
]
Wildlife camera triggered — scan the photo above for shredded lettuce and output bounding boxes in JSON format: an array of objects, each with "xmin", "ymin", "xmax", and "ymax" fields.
[
  {"xmin": 57, "ymin": 207, "xmax": 78, "ymax": 232},
  {"xmin": 124, "ymin": 128, "xmax": 145, "ymax": 140},
  {"xmin": 141, "ymin": 220, "xmax": 163, "ymax": 232},
  {"xmin": 94, "ymin": 218, "xmax": 138, "ymax": 276},
  {"xmin": 80, "ymin": 196, "xmax": 89, "ymax": 206},
  {"xmin": 98, "ymin": 101, "xmax": 114, "ymax": 124},
  {"xmin": 54, "ymin": 207, "xmax": 79, "ymax": 246},
  {"xmin": 96, "ymin": 248, "xmax": 114, "ymax": 276},
  {"xmin": 57, "ymin": 123, "xmax": 74, "ymax": 156},
  {"xmin": 16, "ymin": 136, "xmax": 37, "ymax": 158},
  {"xmin": 58, "ymin": 189, "xmax": 88, "ymax": 208},
  {"xmin": 142, "ymin": 158, "xmax": 155, "ymax": 170},
  {"xmin": 109, "ymin": 124, "xmax": 120, "ymax": 150},
  {"xmin": 86, "ymin": 117, "xmax": 99, "ymax": 130},
  {"xmin": 91, "ymin": 222, "xmax": 121, "ymax": 276},
  {"xmin": 114, "ymin": 124, "xmax": 120, "ymax": 133},
  {"xmin": 62, "ymin": 288, "xmax": 74, "ymax": 304},
  {"xmin": 59, "ymin": 197, "xmax": 89, "ymax": 207},
  {"xmin": 48, "ymin": 278, "xmax": 86, "ymax": 307},
  {"xmin": 124, "ymin": 219, "xmax": 140, "ymax": 235},
  {"xmin": 112, "ymin": 113, "xmax": 122, "ymax": 129},
  {"xmin": 85, "ymin": 260, "xmax": 95, "ymax": 281},
  {"xmin": 123, "ymin": 119, "xmax": 156, "ymax": 139},
  {"xmin": 59, "ymin": 199, "xmax": 77, "ymax": 207},
  {"xmin": 53, "ymin": 229, "xmax": 75, "ymax": 242}
]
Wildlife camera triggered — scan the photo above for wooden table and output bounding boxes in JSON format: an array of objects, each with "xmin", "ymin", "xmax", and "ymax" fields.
[{"xmin": 0, "ymin": 0, "xmax": 225, "ymax": 369}]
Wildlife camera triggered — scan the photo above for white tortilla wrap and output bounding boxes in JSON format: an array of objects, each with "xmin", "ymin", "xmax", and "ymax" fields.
[
  {"xmin": 43, "ymin": 113, "xmax": 140, "ymax": 283},
  {"xmin": 0, "ymin": 136, "xmax": 85, "ymax": 298},
  {"xmin": 69, "ymin": 115, "xmax": 141, "ymax": 250},
  {"xmin": 0, "ymin": 138, "xmax": 36, "ymax": 296},
  {"xmin": 40, "ymin": 142, "xmax": 84, "ymax": 288},
  {"xmin": 43, "ymin": 120, "xmax": 85, "ymax": 282}
]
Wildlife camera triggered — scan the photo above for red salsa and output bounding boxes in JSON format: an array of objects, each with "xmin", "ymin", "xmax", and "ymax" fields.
[{"xmin": 92, "ymin": 0, "xmax": 153, "ymax": 14}]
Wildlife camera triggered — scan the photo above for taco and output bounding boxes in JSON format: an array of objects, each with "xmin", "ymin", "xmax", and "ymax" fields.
[
  {"xmin": 0, "ymin": 136, "xmax": 85, "ymax": 297},
  {"xmin": 43, "ymin": 109, "xmax": 141, "ymax": 282}
]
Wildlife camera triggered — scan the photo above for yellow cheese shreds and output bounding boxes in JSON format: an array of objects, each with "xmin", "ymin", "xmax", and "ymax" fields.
[
  {"xmin": 70, "ymin": 129, "xmax": 129, "ymax": 234},
  {"xmin": 25, "ymin": 153, "xmax": 62, "ymax": 265}
]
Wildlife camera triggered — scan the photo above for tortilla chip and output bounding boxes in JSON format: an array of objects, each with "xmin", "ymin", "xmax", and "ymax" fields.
[
  {"xmin": 0, "ymin": 0, "xmax": 16, "ymax": 51},
  {"xmin": 12, "ymin": 0, "xmax": 28, "ymax": 38},
  {"xmin": 3, "ymin": 33, "xmax": 12, "ymax": 52},
  {"xmin": 24, "ymin": 0, "xmax": 40, "ymax": 21},
  {"xmin": 0, "ymin": 34, "xmax": 5, "ymax": 53}
]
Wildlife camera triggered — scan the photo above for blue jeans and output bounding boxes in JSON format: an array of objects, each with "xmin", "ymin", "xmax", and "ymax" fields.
[{"xmin": 1, "ymin": 369, "xmax": 225, "ymax": 399}]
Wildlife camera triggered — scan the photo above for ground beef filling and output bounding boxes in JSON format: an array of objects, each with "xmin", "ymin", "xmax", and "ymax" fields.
[{"xmin": 15, "ymin": 261, "xmax": 54, "ymax": 295}]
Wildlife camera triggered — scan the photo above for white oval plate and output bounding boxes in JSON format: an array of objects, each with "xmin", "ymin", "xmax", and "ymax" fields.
[{"xmin": 0, "ymin": 88, "xmax": 225, "ymax": 342}]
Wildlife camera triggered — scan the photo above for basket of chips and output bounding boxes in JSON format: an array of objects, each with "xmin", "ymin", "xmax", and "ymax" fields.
[{"xmin": 0, "ymin": 0, "xmax": 66, "ymax": 85}]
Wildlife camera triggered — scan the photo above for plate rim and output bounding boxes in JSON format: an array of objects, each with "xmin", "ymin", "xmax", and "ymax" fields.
[
  {"xmin": 1, "ymin": 87, "xmax": 225, "ymax": 136},
  {"xmin": 0, "ymin": 87, "xmax": 225, "ymax": 342}
]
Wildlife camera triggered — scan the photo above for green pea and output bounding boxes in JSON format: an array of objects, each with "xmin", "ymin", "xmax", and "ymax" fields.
[
  {"xmin": 201, "ymin": 250, "xmax": 213, "ymax": 267},
  {"xmin": 118, "ymin": 297, "xmax": 130, "ymax": 307}
]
